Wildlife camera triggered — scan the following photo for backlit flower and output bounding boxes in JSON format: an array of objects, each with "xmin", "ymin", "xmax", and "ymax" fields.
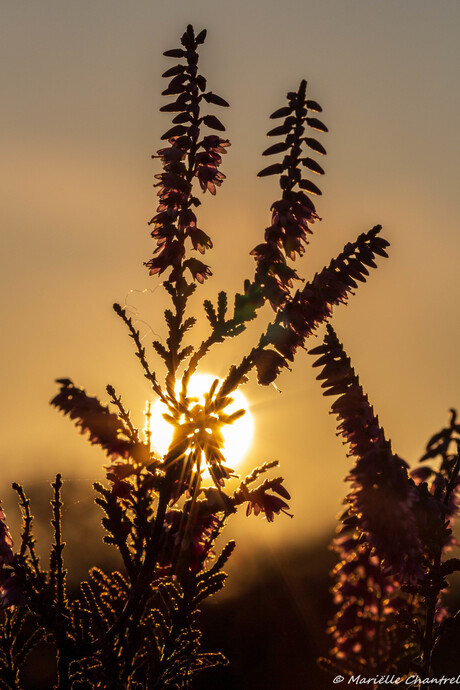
[{"xmin": 234, "ymin": 477, "xmax": 291, "ymax": 522}]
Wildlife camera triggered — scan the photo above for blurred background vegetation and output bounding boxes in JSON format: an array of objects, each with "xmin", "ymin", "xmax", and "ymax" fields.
[{"xmin": 4, "ymin": 480, "xmax": 460, "ymax": 688}]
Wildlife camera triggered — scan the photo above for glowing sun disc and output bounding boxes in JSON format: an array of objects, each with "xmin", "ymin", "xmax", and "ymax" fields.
[{"xmin": 148, "ymin": 373, "xmax": 254, "ymax": 470}]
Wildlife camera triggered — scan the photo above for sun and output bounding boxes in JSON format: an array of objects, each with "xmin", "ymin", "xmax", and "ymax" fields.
[{"xmin": 148, "ymin": 373, "xmax": 254, "ymax": 471}]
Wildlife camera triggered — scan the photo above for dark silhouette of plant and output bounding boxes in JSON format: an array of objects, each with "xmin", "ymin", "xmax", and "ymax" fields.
[
  {"xmin": 0, "ymin": 25, "xmax": 390, "ymax": 688},
  {"xmin": 313, "ymin": 326, "xmax": 460, "ymax": 687}
]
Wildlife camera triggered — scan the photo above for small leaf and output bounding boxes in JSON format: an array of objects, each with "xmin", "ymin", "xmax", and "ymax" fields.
[
  {"xmin": 203, "ymin": 299, "xmax": 217, "ymax": 327},
  {"xmin": 306, "ymin": 99, "xmax": 322, "ymax": 112},
  {"xmin": 262, "ymin": 141, "xmax": 289, "ymax": 156},
  {"xmin": 178, "ymin": 345, "xmax": 194, "ymax": 362},
  {"xmin": 323, "ymin": 382, "xmax": 351, "ymax": 396},
  {"xmin": 182, "ymin": 316, "xmax": 196, "ymax": 332},
  {"xmin": 356, "ymin": 246, "xmax": 377, "ymax": 268},
  {"xmin": 152, "ymin": 340, "xmax": 170, "ymax": 365},
  {"xmin": 257, "ymin": 163, "xmax": 284, "ymax": 177},
  {"xmin": 162, "ymin": 65, "xmax": 185, "ymax": 78},
  {"xmin": 161, "ymin": 124, "xmax": 188, "ymax": 140},
  {"xmin": 163, "ymin": 48, "xmax": 185, "ymax": 58},
  {"xmin": 197, "ymin": 74, "xmax": 207, "ymax": 92},
  {"xmin": 306, "ymin": 117, "xmax": 328, "ymax": 133},
  {"xmin": 162, "ymin": 84, "xmax": 186, "ymax": 96},
  {"xmin": 172, "ymin": 112, "xmax": 191, "ymax": 124},
  {"xmin": 160, "ymin": 101, "xmax": 187, "ymax": 113},
  {"xmin": 371, "ymin": 236, "xmax": 390, "ymax": 257},
  {"xmin": 203, "ymin": 92, "xmax": 230, "ymax": 107},
  {"xmin": 267, "ymin": 120, "xmax": 293, "ymax": 137},
  {"xmin": 269, "ymin": 106, "xmax": 292, "ymax": 119},
  {"xmin": 309, "ymin": 343, "xmax": 329, "ymax": 356},
  {"xmin": 203, "ymin": 114, "xmax": 226, "ymax": 131},
  {"xmin": 225, "ymin": 409, "xmax": 245, "ymax": 424},
  {"xmin": 304, "ymin": 137, "xmax": 327, "ymax": 155},
  {"xmin": 217, "ymin": 291, "xmax": 228, "ymax": 322},
  {"xmin": 164, "ymin": 309, "xmax": 174, "ymax": 330},
  {"xmin": 299, "ymin": 179, "xmax": 322, "ymax": 195},
  {"xmin": 302, "ymin": 157, "xmax": 325, "ymax": 175},
  {"xmin": 196, "ymin": 29, "xmax": 207, "ymax": 44},
  {"xmin": 192, "ymin": 572, "xmax": 227, "ymax": 605}
]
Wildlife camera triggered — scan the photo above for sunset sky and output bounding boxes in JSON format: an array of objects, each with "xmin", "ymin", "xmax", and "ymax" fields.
[{"xmin": 2, "ymin": 1, "xmax": 459, "ymax": 554}]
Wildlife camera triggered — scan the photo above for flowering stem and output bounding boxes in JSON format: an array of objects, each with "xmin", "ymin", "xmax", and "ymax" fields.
[{"xmin": 160, "ymin": 36, "xmax": 205, "ymax": 399}]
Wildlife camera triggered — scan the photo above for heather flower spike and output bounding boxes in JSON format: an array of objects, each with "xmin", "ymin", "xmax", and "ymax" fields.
[
  {"xmin": 312, "ymin": 327, "xmax": 460, "ymax": 678},
  {"xmin": 146, "ymin": 24, "xmax": 229, "ymax": 286},
  {"xmin": 51, "ymin": 379, "xmax": 151, "ymax": 465},
  {"xmin": 206, "ymin": 88, "xmax": 389, "ymax": 389},
  {"xmin": 253, "ymin": 79, "xmax": 326, "ymax": 309},
  {"xmin": 310, "ymin": 325, "xmax": 425, "ymax": 581}
]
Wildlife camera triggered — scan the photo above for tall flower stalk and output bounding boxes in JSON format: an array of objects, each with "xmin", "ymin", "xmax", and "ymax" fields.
[{"xmin": 313, "ymin": 327, "xmax": 460, "ymax": 686}]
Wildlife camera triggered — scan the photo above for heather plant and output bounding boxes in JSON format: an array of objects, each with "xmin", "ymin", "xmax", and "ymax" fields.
[
  {"xmin": 313, "ymin": 328, "xmax": 460, "ymax": 686},
  {"xmin": 0, "ymin": 24, "xmax": 398, "ymax": 689}
]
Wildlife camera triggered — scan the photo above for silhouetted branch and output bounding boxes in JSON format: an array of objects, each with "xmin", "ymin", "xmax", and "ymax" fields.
[{"xmin": 106, "ymin": 385, "xmax": 140, "ymax": 442}]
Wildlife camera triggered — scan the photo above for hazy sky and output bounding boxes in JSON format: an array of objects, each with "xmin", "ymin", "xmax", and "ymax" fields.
[{"xmin": 1, "ymin": 1, "xmax": 459, "ymax": 550}]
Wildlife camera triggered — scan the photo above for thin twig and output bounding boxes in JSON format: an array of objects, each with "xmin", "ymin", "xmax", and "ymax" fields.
[
  {"xmin": 113, "ymin": 304, "xmax": 168, "ymax": 404},
  {"xmin": 106, "ymin": 385, "xmax": 140, "ymax": 442}
]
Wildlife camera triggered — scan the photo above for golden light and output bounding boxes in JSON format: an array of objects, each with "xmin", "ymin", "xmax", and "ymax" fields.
[{"xmin": 148, "ymin": 373, "xmax": 254, "ymax": 471}]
